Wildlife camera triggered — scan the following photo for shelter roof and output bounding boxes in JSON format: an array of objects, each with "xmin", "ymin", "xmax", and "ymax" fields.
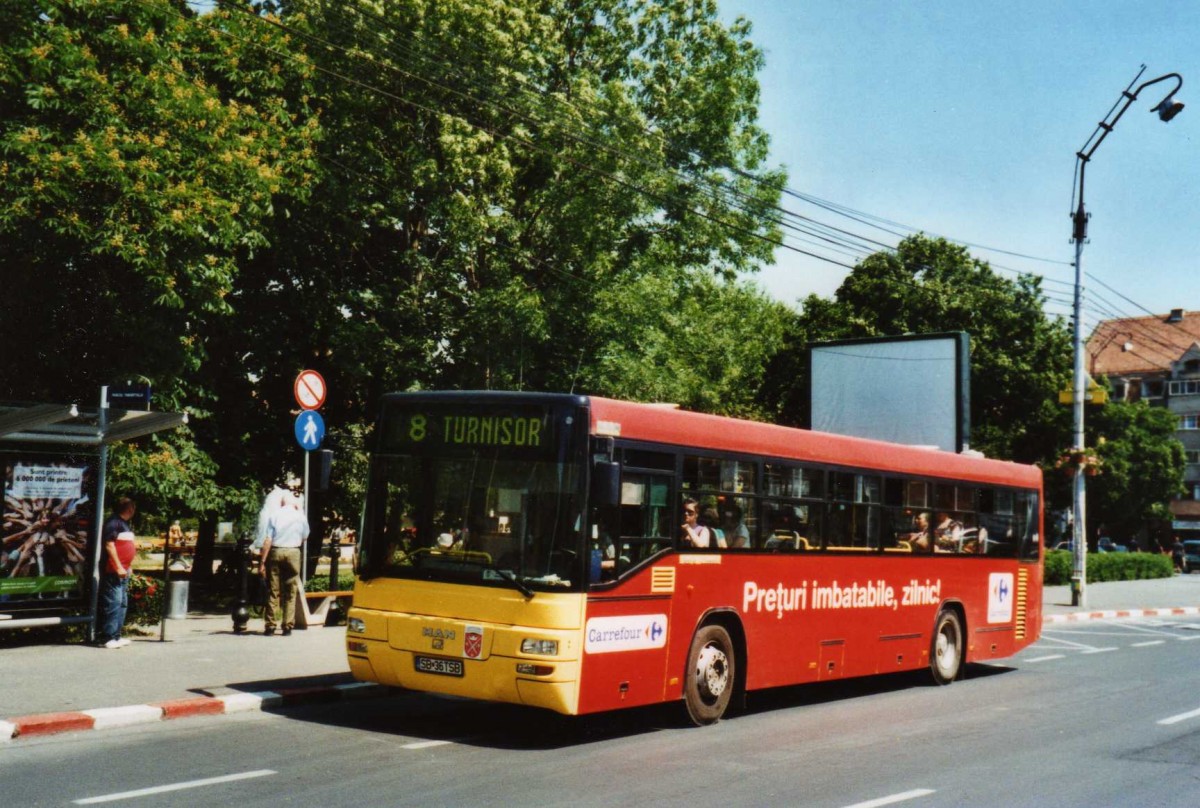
[{"xmin": 0, "ymin": 402, "xmax": 186, "ymax": 447}]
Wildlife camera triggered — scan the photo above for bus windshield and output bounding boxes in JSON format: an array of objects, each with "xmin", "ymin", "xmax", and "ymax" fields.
[{"xmin": 360, "ymin": 399, "xmax": 587, "ymax": 592}]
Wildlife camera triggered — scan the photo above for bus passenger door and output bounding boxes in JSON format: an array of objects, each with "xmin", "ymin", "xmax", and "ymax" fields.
[{"xmin": 579, "ymin": 470, "xmax": 677, "ymax": 714}]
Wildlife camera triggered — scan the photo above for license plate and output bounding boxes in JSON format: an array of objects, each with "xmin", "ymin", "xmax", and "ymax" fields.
[{"xmin": 414, "ymin": 656, "xmax": 464, "ymax": 677}]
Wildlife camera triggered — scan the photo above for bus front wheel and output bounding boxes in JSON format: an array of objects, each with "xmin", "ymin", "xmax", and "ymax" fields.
[
  {"xmin": 684, "ymin": 624, "xmax": 735, "ymax": 725},
  {"xmin": 930, "ymin": 609, "xmax": 963, "ymax": 685}
]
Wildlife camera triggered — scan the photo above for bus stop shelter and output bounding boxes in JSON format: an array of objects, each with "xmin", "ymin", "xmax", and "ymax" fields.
[{"xmin": 0, "ymin": 394, "xmax": 186, "ymax": 634}]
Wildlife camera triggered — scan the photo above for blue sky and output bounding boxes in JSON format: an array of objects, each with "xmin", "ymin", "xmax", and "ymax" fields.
[{"xmin": 720, "ymin": 1, "xmax": 1198, "ymax": 330}]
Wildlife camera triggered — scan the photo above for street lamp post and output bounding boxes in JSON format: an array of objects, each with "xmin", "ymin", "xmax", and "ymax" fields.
[{"xmin": 1069, "ymin": 66, "xmax": 1183, "ymax": 607}]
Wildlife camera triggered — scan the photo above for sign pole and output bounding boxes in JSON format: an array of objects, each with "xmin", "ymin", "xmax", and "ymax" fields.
[
  {"xmin": 302, "ymin": 448, "xmax": 310, "ymax": 585},
  {"xmin": 292, "ymin": 370, "xmax": 327, "ymax": 588},
  {"xmin": 86, "ymin": 386, "xmax": 109, "ymax": 644}
]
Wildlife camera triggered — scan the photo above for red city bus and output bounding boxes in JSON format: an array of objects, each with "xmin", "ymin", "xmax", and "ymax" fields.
[{"xmin": 347, "ymin": 392, "xmax": 1042, "ymax": 724}]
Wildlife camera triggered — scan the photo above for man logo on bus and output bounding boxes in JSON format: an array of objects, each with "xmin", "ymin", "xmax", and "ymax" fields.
[{"xmin": 464, "ymin": 626, "xmax": 483, "ymax": 659}]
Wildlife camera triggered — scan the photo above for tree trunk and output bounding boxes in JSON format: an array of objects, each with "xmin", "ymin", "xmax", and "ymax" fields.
[{"xmin": 192, "ymin": 514, "xmax": 217, "ymax": 584}]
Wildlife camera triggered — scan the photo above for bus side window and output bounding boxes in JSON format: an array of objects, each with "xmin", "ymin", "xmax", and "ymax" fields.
[
  {"xmin": 606, "ymin": 473, "xmax": 674, "ymax": 573},
  {"xmin": 1016, "ymin": 491, "xmax": 1040, "ymax": 560}
]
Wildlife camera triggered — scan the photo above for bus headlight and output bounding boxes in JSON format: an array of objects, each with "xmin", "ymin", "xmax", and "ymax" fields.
[
  {"xmin": 520, "ymin": 638, "xmax": 559, "ymax": 656},
  {"xmin": 348, "ymin": 617, "xmax": 366, "ymax": 633}
]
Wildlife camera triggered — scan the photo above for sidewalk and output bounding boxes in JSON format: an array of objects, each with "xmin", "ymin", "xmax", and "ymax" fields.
[
  {"xmin": 0, "ymin": 611, "xmax": 374, "ymax": 741},
  {"xmin": 1041, "ymin": 572, "xmax": 1200, "ymax": 621},
  {"xmin": 4, "ymin": 575, "xmax": 1200, "ymax": 742}
]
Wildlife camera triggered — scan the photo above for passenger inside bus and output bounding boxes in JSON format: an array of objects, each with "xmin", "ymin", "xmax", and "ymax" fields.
[
  {"xmin": 905, "ymin": 511, "xmax": 933, "ymax": 552},
  {"xmin": 933, "ymin": 511, "xmax": 965, "ymax": 552},
  {"xmin": 680, "ymin": 498, "xmax": 716, "ymax": 548},
  {"xmin": 703, "ymin": 505, "xmax": 726, "ymax": 547},
  {"xmin": 722, "ymin": 504, "xmax": 751, "ymax": 548}
]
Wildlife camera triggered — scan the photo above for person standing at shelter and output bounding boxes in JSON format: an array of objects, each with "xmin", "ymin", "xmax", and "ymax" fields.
[
  {"xmin": 96, "ymin": 497, "xmax": 137, "ymax": 649},
  {"xmin": 260, "ymin": 491, "xmax": 309, "ymax": 636}
]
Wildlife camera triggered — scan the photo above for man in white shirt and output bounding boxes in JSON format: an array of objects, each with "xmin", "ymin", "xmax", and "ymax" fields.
[{"xmin": 260, "ymin": 492, "xmax": 310, "ymax": 636}]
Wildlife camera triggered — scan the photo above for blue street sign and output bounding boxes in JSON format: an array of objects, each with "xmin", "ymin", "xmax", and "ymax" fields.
[{"xmin": 294, "ymin": 410, "xmax": 325, "ymax": 451}]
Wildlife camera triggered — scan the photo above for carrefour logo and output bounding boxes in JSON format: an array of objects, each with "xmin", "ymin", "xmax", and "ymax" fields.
[
  {"xmin": 585, "ymin": 614, "xmax": 668, "ymax": 654},
  {"xmin": 987, "ymin": 572, "xmax": 1014, "ymax": 624}
]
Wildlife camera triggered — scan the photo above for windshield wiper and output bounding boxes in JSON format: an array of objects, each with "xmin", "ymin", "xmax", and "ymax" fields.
[{"xmin": 489, "ymin": 566, "xmax": 535, "ymax": 599}]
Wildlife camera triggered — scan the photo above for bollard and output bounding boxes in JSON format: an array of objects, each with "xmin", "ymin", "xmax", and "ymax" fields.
[
  {"xmin": 325, "ymin": 537, "xmax": 344, "ymax": 626},
  {"xmin": 231, "ymin": 536, "xmax": 251, "ymax": 633}
]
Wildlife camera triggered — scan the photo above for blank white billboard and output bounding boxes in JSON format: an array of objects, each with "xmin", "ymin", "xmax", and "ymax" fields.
[{"xmin": 810, "ymin": 333, "xmax": 969, "ymax": 453}]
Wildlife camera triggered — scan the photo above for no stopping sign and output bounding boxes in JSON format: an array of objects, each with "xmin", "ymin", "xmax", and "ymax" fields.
[{"xmin": 294, "ymin": 369, "xmax": 327, "ymax": 410}]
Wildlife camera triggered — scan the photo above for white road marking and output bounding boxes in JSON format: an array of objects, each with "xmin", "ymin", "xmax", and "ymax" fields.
[
  {"xmin": 1131, "ymin": 640, "xmax": 1165, "ymax": 647},
  {"xmin": 402, "ymin": 740, "xmax": 453, "ymax": 750},
  {"xmin": 1023, "ymin": 654, "xmax": 1066, "ymax": 662},
  {"xmin": 1080, "ymin": 647, "xmax": 1117, "ymax": 654},
  {"xmin": 842, "ymin": 789, "xmax": 936, "ymax": 808},
  {"xmin": 73, "ymin": 770, "xmax": 276, "ymax": 804},
  {"xmin": 1036, "ymin": 634, "xmax": 1115, "ymax": 652},
  {"xmin": 1158, "ymin": 706, "xmax": 1200, "ymax": 726}
]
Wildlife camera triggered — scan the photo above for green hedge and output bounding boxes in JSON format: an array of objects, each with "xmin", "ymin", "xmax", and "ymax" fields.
[
  {"xmin": 305, "ymin": 571, "xmax": 356, "ymax": 592},
  {"xmin": 1044, "ymin": 550, "xmax": 1173, "ymax": 585}
]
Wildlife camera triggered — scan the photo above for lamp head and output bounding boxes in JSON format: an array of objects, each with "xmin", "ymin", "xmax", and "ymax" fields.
[{"xmin": 1152, "ymin": 95, "xmax": 1184, "ymax": 122}]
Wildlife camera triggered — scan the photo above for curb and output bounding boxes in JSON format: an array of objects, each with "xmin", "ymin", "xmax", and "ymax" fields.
[
  {"xmin": 6, "ymin": 606, "xmax": 1199, "ymax": 743},
  {"xmin": 1043, "ymin": 606, "xmax": 1200, "ymax": 625},
  {"xmin": 1, "ymin": 681, "xmax": 389, "ymax": 743}
]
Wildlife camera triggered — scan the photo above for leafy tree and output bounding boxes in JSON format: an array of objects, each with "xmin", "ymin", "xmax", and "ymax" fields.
[
  {"xmin": 0, "ymin": 0, "xmax": 320, "ymax": 558},
  {"xmin": 208, "ymin": 0, "xmax": 786, "ymax": 508},
  {"xmin": 758, "ymin": 235, "xmax": 1074, "ymax": 465},
  {"xmin": 0, "ymin": 0, "xmax": 318, "ymax": 403},
  {"xmin": 3, "ymin": 0, "xmax": 788, "ymax": 560},
  {"xmin": 587, "ymin": 271, "xmax": 789, "ymax": 418},
  {"xmin": 1084, "ymin": 400, "xmax": 1185, "ymax": 544}
]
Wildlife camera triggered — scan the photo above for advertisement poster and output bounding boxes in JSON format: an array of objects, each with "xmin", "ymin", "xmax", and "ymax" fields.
[{"xmin": 1, "ymin": 452, "xmax": 98, "ymax": 606}]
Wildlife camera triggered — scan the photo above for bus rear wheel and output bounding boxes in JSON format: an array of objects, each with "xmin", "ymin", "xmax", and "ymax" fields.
[
  {"xmin": 684, "ymin": 624, "xmax": 735, "ymax": 725},
  {"xmin": 930, "ymin": 609, "xmax": 963, "ymax": 685}
]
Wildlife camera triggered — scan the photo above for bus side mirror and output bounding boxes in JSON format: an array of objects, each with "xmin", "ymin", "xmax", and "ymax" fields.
[{"xmin": 591, "ymin": 461, "xmax": 620, "ymax": 507}]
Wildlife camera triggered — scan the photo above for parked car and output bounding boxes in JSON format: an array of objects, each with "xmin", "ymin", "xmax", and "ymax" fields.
[
  {"xmin": 1183, "ymin": 541, "xmax": 1200, "ymax": 574},
  {"xmin": 1054, "ymin": 539, "xmax": 1129, "ymax": 553}
]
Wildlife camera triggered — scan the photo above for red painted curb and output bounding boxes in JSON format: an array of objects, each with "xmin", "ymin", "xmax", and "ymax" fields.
[
  {"xmin": 156, "ymin": 697, "xmax": 226, "ymax": 719},
  {"xmin": 15, "ymin": 712, "xmax": 95, "ymax": 738}
]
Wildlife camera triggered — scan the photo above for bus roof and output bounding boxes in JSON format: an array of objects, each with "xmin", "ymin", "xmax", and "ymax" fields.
[
  {"xmin": 587, "ymin": 396, "xmax": 1042, "ymax": 490},
  {"xmin": 376, "ymin": 391, "xmax": 1041, "ymax": 489}
]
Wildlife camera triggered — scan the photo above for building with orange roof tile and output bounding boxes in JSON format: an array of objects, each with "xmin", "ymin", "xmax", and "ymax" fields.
[{"xmin": 1088, "ymin": 308, "xmax": 1200, "ymax": 541}]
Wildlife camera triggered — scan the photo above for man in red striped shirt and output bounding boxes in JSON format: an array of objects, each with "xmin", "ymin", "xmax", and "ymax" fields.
[{"xmin": 96, "ymin": 497, "xmax": 137, "ymax": 649}]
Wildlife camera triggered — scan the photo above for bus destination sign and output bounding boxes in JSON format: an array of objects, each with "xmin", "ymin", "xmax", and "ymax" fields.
[{"xmin": 382, "ymin": 404, "xmax": 558, "ymax": 457}]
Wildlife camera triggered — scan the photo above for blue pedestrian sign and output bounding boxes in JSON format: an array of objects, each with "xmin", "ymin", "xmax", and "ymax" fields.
[{"xmin": 294, "ymin": 410, "xmax": 325, "ymax": 451}]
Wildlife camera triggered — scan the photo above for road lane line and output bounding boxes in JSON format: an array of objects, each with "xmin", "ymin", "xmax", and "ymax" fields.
[
  {"xmin": 402, "ymin": 740, "xmax": 453, "ymax": 750},
  {"xmin": 1023, "ymin": 654, "xmax": 1066, "ymax": 662},
  {"xmin": 842, "ymin": 789, "xmax": 936, "ymax": 808},
  {"xmin": 1080, "ymin": 647, "xmax": 1117, "ymax": 654},
  {"xmin": 1158, "ymin": 707, "xmax": 1200, "ymax": 726},
  {"xmin": 1037, "ymin": 635, "xmax": 1114, "ymax": 652},
  {"xmin": 72, "ymin": 770, "xmax": 276, "ymax": 804},
  {"xmin": 1131, "ymin": 641, "xmax": 1165, "ymax": 647}
]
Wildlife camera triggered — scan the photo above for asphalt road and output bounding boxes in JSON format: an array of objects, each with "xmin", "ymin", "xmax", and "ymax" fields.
[{"xmin": 7, "ymin": 616, "xmax": 1200, "ymax": 808}]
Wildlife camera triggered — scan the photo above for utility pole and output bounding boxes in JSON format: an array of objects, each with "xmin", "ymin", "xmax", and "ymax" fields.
[{"xmin": 1069, "ymin": 66, "xmax": 1184, "ymax": 607}]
